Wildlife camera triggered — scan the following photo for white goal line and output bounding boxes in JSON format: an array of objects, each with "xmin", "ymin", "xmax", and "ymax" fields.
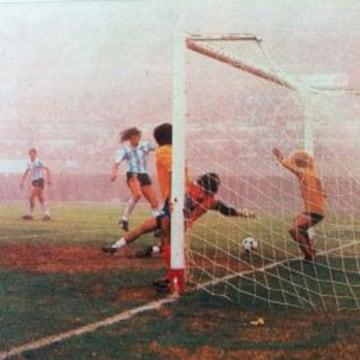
[
  {"xmin": 0, "ymin": 295, "xmax": 178, "ymax": 360},
  {"xmin": 2, "ymin": 240, "xmax": 358, "ymax": 359}
]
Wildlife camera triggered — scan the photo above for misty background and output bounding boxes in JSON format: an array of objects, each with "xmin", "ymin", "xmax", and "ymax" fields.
[{"xmin": 0, "ymin": 0, "xmax": 359, "ymax": 202}]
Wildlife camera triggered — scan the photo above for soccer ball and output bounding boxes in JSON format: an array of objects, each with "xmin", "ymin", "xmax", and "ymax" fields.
[{"xmin": 242, "ymin": 236, "xmax": 258, "ymax": 251}]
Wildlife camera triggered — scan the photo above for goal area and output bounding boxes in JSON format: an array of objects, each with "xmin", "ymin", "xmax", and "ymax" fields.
[{"xmin": 170, "ymin": 33, "xmax": 360, "ymax": 310}]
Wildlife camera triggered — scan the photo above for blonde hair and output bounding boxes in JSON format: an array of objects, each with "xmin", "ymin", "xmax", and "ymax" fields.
[{"xmin": 291, "ymin": 150, "xmax": 314, "ymax": 169}]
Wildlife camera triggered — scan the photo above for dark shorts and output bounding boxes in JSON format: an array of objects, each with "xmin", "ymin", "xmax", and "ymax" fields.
[
  {"xmin": 32, "ymin": 178, "xmax": 45, "ymax": 189},
  {"xmin": 156, "ymin": 199, "xmax": 170, "ymax": 229},
  {"xmin": 298, "ymin": 212, "xmax": 324, "ymax": 230},
  {"xmin": 304, "ymin": 212, "xmax": 324, "ymax": 224},
  {"xmin": 126, "ymin": 172, "xmax": 152, "ymax": 187}
]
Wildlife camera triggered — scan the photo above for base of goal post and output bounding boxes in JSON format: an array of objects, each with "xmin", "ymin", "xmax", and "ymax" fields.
[{"xmin": 168, "ymin": 268, "xmax": 185, "ymax": 295}]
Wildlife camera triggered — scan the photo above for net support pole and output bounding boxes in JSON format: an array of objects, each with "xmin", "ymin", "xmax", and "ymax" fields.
[
  {"xmin": 170, "ymin": 32, "xmax": 186, "ymax": 294},
  {"xmin": 303, "ymin": 90, "xmax": 314, "ymax": 155}
]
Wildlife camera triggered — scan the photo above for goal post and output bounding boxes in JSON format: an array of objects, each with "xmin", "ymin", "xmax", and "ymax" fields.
[
  {"xmin": 171, "ymin": 32, "xmax": 360, "ymax": 309},
  {"xmin": 170, "ymin": 33, "xmax": 187, "ymax": 293}
]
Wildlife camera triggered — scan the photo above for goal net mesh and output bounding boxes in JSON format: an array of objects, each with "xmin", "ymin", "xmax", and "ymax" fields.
[{"xmin": 182, "ymin": 35, "xmax": 360, "ymax": 310}]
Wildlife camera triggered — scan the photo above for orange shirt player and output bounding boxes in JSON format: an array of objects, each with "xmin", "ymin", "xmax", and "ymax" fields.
[
  {"xmin": 152, "ymin": 123, "xmax": 175, "ymax": 290},
  {"xmin": 272, "ymin": 148, "xmax": 326, "ymax": 261}
]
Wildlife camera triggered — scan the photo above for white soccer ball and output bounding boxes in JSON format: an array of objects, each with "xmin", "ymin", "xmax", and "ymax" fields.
[{"xmin": 242, "ymin": 236, "xmax": 258, "ymax": 251}]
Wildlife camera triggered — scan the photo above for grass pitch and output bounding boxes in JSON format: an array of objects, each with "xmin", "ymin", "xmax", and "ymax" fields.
[{"xmin": 1, "ymin": 202, "xmax": 360, "ymax": 359}]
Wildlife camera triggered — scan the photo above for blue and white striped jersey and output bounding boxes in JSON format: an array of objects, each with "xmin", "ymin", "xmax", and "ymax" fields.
[
  {"xmin": 114, "ymin": 140, "xmax": 155, "ymax": 173},
  {"xmin": 27, "ymin": 158, "xmax": 47, "ymax": 181}
]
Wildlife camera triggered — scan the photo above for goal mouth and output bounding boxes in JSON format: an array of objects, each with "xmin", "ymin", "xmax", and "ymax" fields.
[{"xmin": 171, "ymin": 32, "xmax": 360, "ymax": 310}]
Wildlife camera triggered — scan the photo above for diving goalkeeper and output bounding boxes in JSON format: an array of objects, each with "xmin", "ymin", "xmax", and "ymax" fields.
[{"xmin": 101, "ymin": 172, "xmax": 255, "ymax": 256}]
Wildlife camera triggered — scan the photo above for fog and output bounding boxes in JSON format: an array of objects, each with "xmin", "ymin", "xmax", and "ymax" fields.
[{"xmin": 0, "ymin": 0, "xmax": 359, "ymax": 201}]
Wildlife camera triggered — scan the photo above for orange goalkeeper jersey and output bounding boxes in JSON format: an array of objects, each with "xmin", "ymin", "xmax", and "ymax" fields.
[
  {"xmin": 281, "ymin": 158, "xmax": 326, "ymax": 215},
  {"xmin": 185, "ymin": 181, "xmax": 216, "ymax": 227}
]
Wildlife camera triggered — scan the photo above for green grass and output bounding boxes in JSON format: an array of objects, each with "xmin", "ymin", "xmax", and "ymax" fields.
[
  {"xmin": 1, "ymin": 202, "xmax": 360, "ymax": 359},
  {"xmin": 187, "ymin": 210, "xmax": 360, "ymax": 311},
  {"xmin": 0, "ymin": 203, "xmax": 123, "ymax": 245}
]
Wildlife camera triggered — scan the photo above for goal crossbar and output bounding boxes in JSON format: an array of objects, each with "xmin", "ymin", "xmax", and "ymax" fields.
[
  {"xmin": 187, "ymin": 35, "xmax": 360, "ymax": 95},
  {"xmin": 186, "ymin": 35, "xmax": 299, "ymax": 91},
  {"xmin": 187, "ymin": 33, "xmax": 262, "ymax": 42}
]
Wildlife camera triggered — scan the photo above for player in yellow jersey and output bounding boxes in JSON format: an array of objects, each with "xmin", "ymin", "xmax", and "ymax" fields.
[{"xmin": 272, "ymin": 148, "xmax": 326, "ymax": 261}]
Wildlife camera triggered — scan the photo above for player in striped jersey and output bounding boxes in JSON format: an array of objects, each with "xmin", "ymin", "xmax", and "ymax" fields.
[
  {"xmin": 111, "ymin": 127, "xmax": 160, "ymax": 231},
  {"xmin": 20, "ymin": 148, "xmax": 52, "ymax": 221}
]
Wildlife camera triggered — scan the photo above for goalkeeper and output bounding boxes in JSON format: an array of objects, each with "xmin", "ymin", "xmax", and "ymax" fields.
[
  {"xmin": 272, "ymin": 147, "xmax": 326, "ymax": 261},
  {"xmin": 101, "ymin": 172, "xmax": 255, "ymax": 257}
]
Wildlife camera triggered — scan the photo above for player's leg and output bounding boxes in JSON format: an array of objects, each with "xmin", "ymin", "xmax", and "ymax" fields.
[
  {"xmin": 22, "ymin": 186, "xmax": 36, "ymax": 220},
  {"xmin": 38, "ymin": 188, "xmax": 51, "ymax": 221},
  {"xmin": 102, "ymin": 217, "xmax": 158, "ymax": 254},
  {"xmin": 138, "ymin": 174, "xmax": 160, "ymax": 217},
  {"xmin": 152, "ymin": 215, "xmax": 171, "ymax": 292},
  {"xmin": 153, "ymin": 201, "xmax": 172, "ymax": 292},
  {"xmin": 303, "ymin": 213, "xmax": 324, "ymax": 255},
  {"xmin": 289, "ymin": 213, "xmax": 315, "ymax": 260},
  {"xmin": 139, "ymin": 174, "xmax": 162, "ymax": 238},
  {"xmin": 120, "ymin": 174, "xmax": 142, "ymax": 231}
]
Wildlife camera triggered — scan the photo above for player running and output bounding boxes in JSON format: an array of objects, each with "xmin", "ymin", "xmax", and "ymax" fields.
[
  {"xmin": 111, "ymin": 127, "xmax": 160, "ymax": 231},
  {"xmin": 20, "ymin": 148, "xmax": 52, "ymax": 221},
  {"xmin": 272, "ymin": 147, "xmax": 326, "ymax": 261},
  {"xmin": 104, "ymin": 124, "xmax": 174, "ymax": 257}
]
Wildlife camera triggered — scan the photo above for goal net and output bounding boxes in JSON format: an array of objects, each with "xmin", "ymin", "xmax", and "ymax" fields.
[{"xmin": 171, "ymin": 33, "xmax": 360, "ymax": 310}]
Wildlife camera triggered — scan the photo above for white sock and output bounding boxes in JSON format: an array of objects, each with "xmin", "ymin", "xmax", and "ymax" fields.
[
  {"xmin": 150, "ymin": 208, "xmax": 161, "ymax": 217},
  {"xmin": 111, "ymin": 237, "xmax": 127, "ymax": 249},
  {"xmin": 41, "ymin": 202, "xmax": 50, "ymax": 216},
  {"xmin": 152, "ymin": 245, "xmax": 160, "ymax": 254},
  {"xmin": 308, "ymin": 227, "xmax": 315, "ymax": 240}
]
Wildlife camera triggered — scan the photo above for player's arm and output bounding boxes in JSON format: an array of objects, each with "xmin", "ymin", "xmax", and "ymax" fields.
[
  {"xmin": 111, "ymin": 148, "xmax": 126, "ymax": 182},
  {"xmin": 211, "ymin": 200, "xmax": 256, "ymax": 218},
  {"xmin": 212, "ymin": 200, "xmax": 238, "ymax": 216},
  {"xmin": 44, "ymin": 166, "xmax": 52, "ymax": 185},
  {"xmin": 186, "ymin": 196, "xmax": 214, "ymax": 228},
  {"xmin": 272, "ymin": 147, "xmax": 302, "ymax": 176},
  {"xmin": 318, "ymin": 177, "xmax": 327, "ymax": 199},
  {"xmin": 20, "ymin": 169, "xmax": 30, "ymax": 189},
  {"xmin": 146, "ymin": 140, "xmax": 156, "ymax": 154},
  {"xmin": 111, "ymin": 162, "xmax": 120, "ymax": 182}
]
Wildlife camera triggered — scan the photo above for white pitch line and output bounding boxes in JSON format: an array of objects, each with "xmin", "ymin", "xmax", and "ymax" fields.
[
  {"xmin": 0, "ymin": 294, "xmax": 179, "ymax": 360},
  {"xmin": 197, "ymin": 239, "xmax": 360, "ymax": 289},
  {"xmin": 2, "ymin": 239, "xmax": 359, "ymax": 359}
]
